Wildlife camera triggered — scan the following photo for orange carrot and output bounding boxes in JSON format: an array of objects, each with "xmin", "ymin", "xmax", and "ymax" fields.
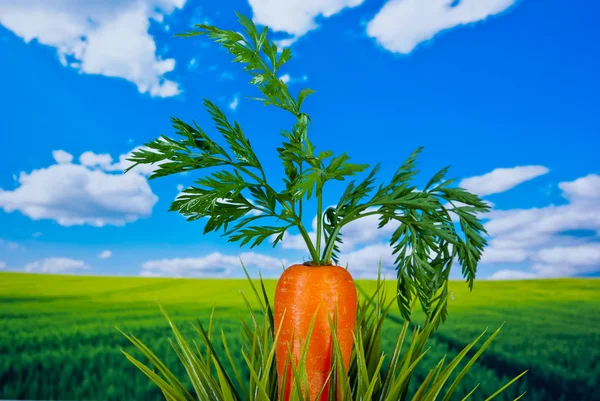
[
  {"xmin": 130, "ymin": 13, "xmax": 490, "ymax": 400},
  {"xmin": 274, "ymin": 264, "xmax": 358, "ymax": 401}
]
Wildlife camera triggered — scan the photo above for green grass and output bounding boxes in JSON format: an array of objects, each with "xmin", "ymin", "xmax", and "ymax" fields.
[{"xmin": 0, "ymin": 272, "xmax": 598, "ymax": 401}]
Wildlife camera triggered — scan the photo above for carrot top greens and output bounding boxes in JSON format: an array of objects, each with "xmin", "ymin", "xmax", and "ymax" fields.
[{"xmin": 126, "ymin": 13, "xmax": 490, "ymax": 320}]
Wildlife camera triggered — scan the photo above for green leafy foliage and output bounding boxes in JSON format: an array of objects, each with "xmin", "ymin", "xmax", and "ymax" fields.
[
  {"xmin": 127, "ymin": 13, "xmax": 490, "ymax": 320},
  {"xmin": 120, "ymin": 267, "xmax": 526, "ymax": 401}
]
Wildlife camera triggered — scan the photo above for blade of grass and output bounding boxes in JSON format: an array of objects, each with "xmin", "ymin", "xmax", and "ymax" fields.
[
  {"xmin": 213, "ymin": 355, "xmax": 237, "ymax": 401},
  {"xmin": 121, "ymin": 350, "xmax": 189, "ymax": 401},
  {"xmin": 460, "ymin": 384, "xmax": 480, "ymax": 401},
  {"xmin": 364, "ymin": 355, "xmax": 386, "ymax": 400},
  {"xmin": 193, "ymin": 320, "xmax": 244, "ymax": 401},
  {"xmin": 259, "ymin": 309, "xmax": 287, "ymax": 396},
  {"xmin": 378, "ymin": 318, "xmax": 410, "ymax": 401},
  {"xmin": 441, "ymin": 325, "xmax": 504, "ymax": 401},
  {"xmin": 423, "ymin": 329, "xmax": 490, "ymax": 401},
  {"xmin": 241, "ymin": 350, "xmax": 271, "ymax": 400},
  {"xmin": 483, "ymin": 371, "xmax": 528, "ymax": 401},
  {"xmin": 411, "ymin": 357, "xmax": 446, "ymax": 400},
  {"xmin": 385, "ymin": 345, "xmax": 431, "ymax": 401},
  {"xmin": 206, "ymin": 304, "xmax": 217, "ymax": 377},
  {"xmin": 160, "ymin": 305, "xmax": 223, "ymax": 401},
  {"xmin": 118, "ymin": 328, "xmax": 195, "ymax": 401},
  {"xmin": 513, "ymin": 391, "xmax": 527, "ymax": 401},
  {"xmin": 221, "ymin": 329, "xmax": 250, "ymax": 400},
  {"xmin": 258, "ymin": 271, "xmax": 276, "ymax": 336}
]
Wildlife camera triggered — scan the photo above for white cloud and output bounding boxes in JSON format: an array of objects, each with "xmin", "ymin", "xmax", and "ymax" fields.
[
  {"xmin": 535, "ymin": 244, "xmax": 600, "ymax": 267},
  {"xmin": 367, "ymin": 0, "xmax": 518, "ymax": 54},
  {"xmin": 559, "ymin": 174, "xmax": 600, "ymax": 202},
  {"xmin": 338, "ymin": 243, "xmax": 397, "ymax": 278},
  {"xmin": 530, "ymin": 261, "xmax": 599, "ymax": 278},
  {"xmin": 229, "ymin": 96, "xmax": 239, "ymax": 111},
  {"xmin": 249, "ymin": 0, "xmax": 364, "ymax": 42},
  {"xmin": 24, "ymin": 257, "xmax": 88, "ymax": 274},
  {"xmin": 139, "ymin": 270, "xmax": 164, "ymax": 278},
  {"xmin": 177, "ymin": 184, "xmax": 184, "ymax": 192},
  {"xmin": 52, "ymin": 150, "xmax": 74, "ymax": 164},
  {"xmin": 281, "ymin": 232, "xmax": 314, "ymax": 250},
  {"xmin": 460, "ymin": 166, "xmax": 549, "ymax": 197},
  {"xmin": 140, "ymin": 251, "xmax": 288, "ymax": 277},
  {"xmin": 493, "ymin": 244, "xmax": 600, "ymax": 279},
  {"xmin": 489, "ymin": 269, "xmax": 537, "ymax": 280},
  {"xmin": 485, "ymin": 190, "xmax": 600, "ymax": 247},
  {"xmin": 339, "ymin": 213, "xmax": 400, "ymax": 251},
  {"xmin": 274, "ymin": 37, "xmax": 296, "ymax": 48},
  {"xmin": 0, "ymin": 260, "xmax": 6, "ymax": 269},
  {"xmin": 0, "ymin": 150, "xmax": 158, "ymax": 227},
  {"xmin": 98, "ymin": 250, "xmax": 112, "ymax": 259},
  {"xmin": 80, "ymin": 151, "xmax": 113, "ymax": 169},
  {"xmin": 482, "ymin": 174, "xmax": 600, "ymax": 278},
  {"xmin": 480, "ymin": 245, "xmax": 528, "ymax": 263},
  {"xmin": 280, "ymin": 74, "xmax": 291, "ymax": 83},
  {"xmin": 0, "ymin": 0, "xmax": 185, "ymax": 97}
]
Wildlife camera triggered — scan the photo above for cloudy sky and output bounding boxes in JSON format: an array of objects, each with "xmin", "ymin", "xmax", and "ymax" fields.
[{"xmin": 0, "ymin": 0, "xmax": 598, "ymax": 280}]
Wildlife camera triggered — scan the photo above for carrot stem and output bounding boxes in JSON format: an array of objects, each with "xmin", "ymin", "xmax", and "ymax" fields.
[
  {"xmin": 296, "ymin": 216, "xmax": 319, "ymax": 262},
  {"xmin": 316, "ymin": 186, "xmax": 323, "ymax": 264}
]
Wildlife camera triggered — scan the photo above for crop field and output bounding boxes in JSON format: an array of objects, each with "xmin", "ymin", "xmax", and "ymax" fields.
[{"xmin": 0, "ymin": 272, "xmax": 598, "ymax": 401}]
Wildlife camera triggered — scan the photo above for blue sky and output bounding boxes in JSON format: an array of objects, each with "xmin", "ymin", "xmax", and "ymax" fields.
[{"xmin": 0, "ymin": 0, "xmax": 599, "ymax": 280}]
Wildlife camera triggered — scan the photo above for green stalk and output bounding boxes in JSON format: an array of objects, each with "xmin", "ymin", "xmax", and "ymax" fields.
[
  {"xmin": 298, "ymin": 163, "xmax": 303, "ymax": 221},
  {"xmin": 296, "ymin": 218, "xmax": 319, "ymax": 263},
  {"xmin": 315, "ymin": 186, "xmax": 323, "ymax": 265},
  {"xmin": 322, "ymin": 227, "xmax": 340, "ymax": 265}
]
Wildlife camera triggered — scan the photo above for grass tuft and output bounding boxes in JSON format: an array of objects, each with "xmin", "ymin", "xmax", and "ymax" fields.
[{"xmin": 121, "ymin": 268, "xmax": 526, "ymax": 401}]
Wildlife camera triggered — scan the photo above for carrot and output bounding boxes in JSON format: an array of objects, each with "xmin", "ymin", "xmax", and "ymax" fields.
[
  {"xmin": 274, "ymin": 264, "xmax": 358, "ymax": 401},
  {"xmin": 130, "ymin": 12, "xmax": 490, "ymax": 400}
]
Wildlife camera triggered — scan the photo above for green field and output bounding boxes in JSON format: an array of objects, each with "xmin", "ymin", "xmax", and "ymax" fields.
[{"xmin": 0, "ymin": 272, "xmax": 598, "ymax": 401}]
